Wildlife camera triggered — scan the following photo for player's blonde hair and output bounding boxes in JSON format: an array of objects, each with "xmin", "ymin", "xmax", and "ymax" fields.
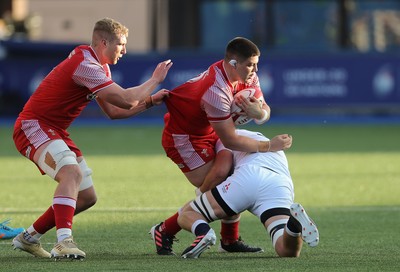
[{"xmin": 92, "ymin": 18, "xmax": 128, "ymax": 44}]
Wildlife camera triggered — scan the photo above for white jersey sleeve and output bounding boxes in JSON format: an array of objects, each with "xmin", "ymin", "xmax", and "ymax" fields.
[{"xmin": 233, "ymin": 129, "xmax": 291, "ymax": 179}]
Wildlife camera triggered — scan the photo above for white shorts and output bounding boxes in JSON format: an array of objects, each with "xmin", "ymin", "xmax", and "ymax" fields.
[{"xmin": 214, "ymin": 164, "xmax": 294, "ymax": 219}]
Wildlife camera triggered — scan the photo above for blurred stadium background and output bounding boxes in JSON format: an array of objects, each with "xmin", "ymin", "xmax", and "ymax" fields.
[{"xmin": 0, "ymin": 0, "xmax": 399, "ymax": 124}]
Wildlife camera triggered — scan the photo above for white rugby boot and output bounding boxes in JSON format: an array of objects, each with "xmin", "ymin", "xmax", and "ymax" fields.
[
  {"xmin": 290, "ymin": 203, "xmax": 319, "ymax": 247},
  {"xmin": 181, "ymin": 229, "xmax": 216, "ymax": 259},
  {"xmin": 12, "ymin": 231, "xmax": 51, "ymax": 258},
  {"xmin": 50, "ymin": 236, "xmax": 86, "ymax": 260}
]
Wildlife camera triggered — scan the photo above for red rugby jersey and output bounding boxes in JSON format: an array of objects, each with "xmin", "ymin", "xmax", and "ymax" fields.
[
  {"xmin": 16, "ymin": 45, "xmax": 114, "ymax": 130},
  {"xmin": 164, "ymin": 60, "xmax": 262, "ymax": 136}
]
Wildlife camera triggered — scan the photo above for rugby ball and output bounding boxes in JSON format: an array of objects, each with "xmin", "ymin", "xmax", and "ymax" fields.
[{"xmin": 230, "ymin": 88, "xmax": 256, "ymax": 125}]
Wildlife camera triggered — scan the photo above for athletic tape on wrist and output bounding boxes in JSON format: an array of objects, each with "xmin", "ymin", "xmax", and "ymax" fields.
[{"xmin": 254, "ymin": 109, "xmax": 269, "ymax": 124}]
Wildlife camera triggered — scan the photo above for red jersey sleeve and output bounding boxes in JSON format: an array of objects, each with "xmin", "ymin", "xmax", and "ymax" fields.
[
  {"xmin": 202, "ymin": 86, "xmax": 232, "ymax": 122},
  {"xmin": 72, "ymin": 50, "xmax": 114, "ymax": 93}
]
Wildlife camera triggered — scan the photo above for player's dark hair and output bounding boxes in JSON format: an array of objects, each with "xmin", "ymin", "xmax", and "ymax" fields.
[{"xmin": 225, "ymin": 37, "xmax": 260, "ymax": 61}]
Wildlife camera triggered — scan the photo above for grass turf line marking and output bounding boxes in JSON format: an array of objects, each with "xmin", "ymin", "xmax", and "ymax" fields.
[{"xmin": 1, "ymin": 207, "xmax": 182, "ymax": 213}]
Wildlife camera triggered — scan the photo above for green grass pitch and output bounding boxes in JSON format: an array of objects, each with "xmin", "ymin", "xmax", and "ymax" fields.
[{"xmin": 1, "ymin": 123, "xmax": 399, "ymax": 271}]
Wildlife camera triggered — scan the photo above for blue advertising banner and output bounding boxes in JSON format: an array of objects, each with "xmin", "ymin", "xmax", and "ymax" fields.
[
  {"xmin": 0, "ymin": 41, "xmax": 399, "ymax": 118},
  {"xmin": 260, "ymin": 54, "xmax": 400, "ymax": 108}
]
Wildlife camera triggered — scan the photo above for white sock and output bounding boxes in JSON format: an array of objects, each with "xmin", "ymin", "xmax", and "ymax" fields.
[
  {"xmin": 25, "ymin": 226, "xmax": 41, "ymax": 242},
  {"xmin": 56, "ymin": 228, "xmax": 72, "ymax": 242}
]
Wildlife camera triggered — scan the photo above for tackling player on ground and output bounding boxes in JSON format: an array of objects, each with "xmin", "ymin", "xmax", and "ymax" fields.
[
  {"xmin": 12, "ymin": 17, "xmax": 172, "ymax": 260},
  {"xmin": 150, "ymin": 37, "xmax": 292, "ymax": 255},
  {"xmin": 178, "ymin": 129, "xmax": 319, "ymax": 258}
]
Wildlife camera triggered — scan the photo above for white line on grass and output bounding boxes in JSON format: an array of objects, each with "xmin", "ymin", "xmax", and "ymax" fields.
[{"xmin": 2, "ymin": 207, "xmax": 181, "ymax": 213}]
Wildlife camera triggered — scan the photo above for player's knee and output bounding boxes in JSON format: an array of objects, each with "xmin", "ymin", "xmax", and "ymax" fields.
[
  {"xmin": 88, "ymin": 194, "xmax": 97, "ymax": 207},
  {"xmin": 55, "ymin": 165, "xmax": 82, "ymax": 189},
  {"xmin": 75, "ymin": 159, "xmax": 96, "ymax": 212},
  {"xmin": 76, "ymin": 188, "xmax": 97, "ymax": 214},
  {"xmin": 190, "ymin": 193, "xmax": 218, "ymax": 222},
  {"xmin": 78, "ymin": 159, "xmax": 94, "ymax": 191},
  {"xmin": 86, "ymin": 192, "xmax": 97, "ymax": 208},
  {"xmin": 265, "ymin": 218, "xmax": 287, "ymax": 251},
  {"xmin": 38, "ymin": 140, "xmax": 79, "ymax": 180},
  {"xmin": 273, "ymin": 238, "xmax": 300, "ymax": 257},
  {"xmin": 263, "ymin": 213, "xmax": 301, "ymax": 258},
  {"xmin": 81, "ymin": 192, "xmax": 97, "ymax": 209},
  {"xmin": 262, "ymin": 208, "xmax": 293, "ymax": 256},
  {"xmin": 77, "ymin": 194, "xmax": 97, "ymax": 213},
  {"xmin": 177, "ymin": 211, "xmax": 186, "ymax": 227}
]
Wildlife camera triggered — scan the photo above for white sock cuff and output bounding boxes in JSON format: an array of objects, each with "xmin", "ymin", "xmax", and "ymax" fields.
[
  {"xmin": 285, "ymin": 225, "xmax": 301, "ymax": 237},
  {"xmin": 26, "ymin": 225, "xmax": 43, "ymax": 241},
  {"xmin": 53, "ymin": 196, "xmax": 76, "ymax": 209},
  {"xmin": 26, "ymin": 225, "xmax": 37, "ymax": 235},
  {"xmin": 56, "ymin": 228, "xmax": 72, "ymax": 242}
]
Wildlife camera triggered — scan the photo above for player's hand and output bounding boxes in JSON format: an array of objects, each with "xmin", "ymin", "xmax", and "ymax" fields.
[
  {"xmin": 269, "ymin": 134, "xmax": 293, "ymax": 151},
  {"xmin": 236, "ymin": 95, "xmax": 263, "ymax": 119},
  {"xmin": 152, "ymin": 59, "xmax": 173, "ymax": 84},
  {"xmin": 151, "ymin": 89, "xmax": 170, "ymax": 106}
]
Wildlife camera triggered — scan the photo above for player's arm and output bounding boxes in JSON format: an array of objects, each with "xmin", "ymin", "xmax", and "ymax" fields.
[
  {"xmin": 96, "ymin": 89, "xmax": 169, "ymax": 119},
  {"xmin": 211, "ymin": 119, "xmax": 264, "ymax": 152},
  {"xmin": 198, "ymin": 148, "xmax": 233, "ymax": 193},
  {"xmin": 96, "ymin": 59, "xmax": 172, "ymax": 110},
  {"xmin": 211, "ymin": 119, "xmax": 292, "ymax": 152}
]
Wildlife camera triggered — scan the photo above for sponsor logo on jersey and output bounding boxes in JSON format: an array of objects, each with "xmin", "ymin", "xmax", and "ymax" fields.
[
  {"xmin": 222, "ymin": 182, "xmax": 231, "ymax": 193},
  {"xmin": 87, "ymin": 93, "xmax": 97, "ymax": 101},
  {"xmin": 201, "ymin": 148, "xmax": 209, "ymax": 158}
]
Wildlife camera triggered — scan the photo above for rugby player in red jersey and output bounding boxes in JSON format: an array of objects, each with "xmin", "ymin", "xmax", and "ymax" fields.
[
  {"xmin": 150, "ymin": 37, "xmax": 292, "ymax": 255},
  {"xmin": 12, "ymin": 18, "xmax": 172, "ymax": 260}
]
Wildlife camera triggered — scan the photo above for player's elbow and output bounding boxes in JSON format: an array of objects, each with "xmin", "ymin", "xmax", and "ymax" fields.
[
  {"xmin": 117, "ymin": 98, "xmax": 138, "ymax": 110},
  {"xmin": 103, "ymin": 92, "xmax": 139, "ymax": 110},
  {"xmin": 106, "ymin": 114, "xmax": 120, "ymax": 120},
  {"xmin": 101, "ymin": 108, "xmax": 123, "ymax": 120}
]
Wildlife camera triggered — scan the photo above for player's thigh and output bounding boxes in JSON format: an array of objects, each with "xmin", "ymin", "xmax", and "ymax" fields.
[
  {"xmin": 34, "ymin": 139, "xmax": 79, "ymax": 180},
  {"xmin": 209, "ymin": 166, "xmax": 259, "ymax": 217},
  {"xmin": 184, "ymin": 161, "xmax": 214, "ymax": 187},
  {"xmin": 250, "ymin": 171, "xmax": 294, "ymax": 219},
  {"xmin": 33, "ymin": 140, "xmax": 53, "ymax": 163}
]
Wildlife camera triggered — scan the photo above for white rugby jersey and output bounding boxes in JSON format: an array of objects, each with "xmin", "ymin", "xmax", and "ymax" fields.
[{"xmin": 216, "ymin": 129, "xmax": 291, "ymax": 179}]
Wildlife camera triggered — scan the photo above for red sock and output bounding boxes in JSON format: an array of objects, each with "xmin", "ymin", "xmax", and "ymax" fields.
[
  {"xmin": 53, "ymin": 197, "xmax": 76, "ymax": 230},
  {"xmin": 32, "ymin": 206, "xmax": 56, "ymax": 234},
  {"xmin": 220, "ymin": 221, "xmax": 239, "ymax": 244},
  {"xmin": 162, "ymin": 212, "xmax": 181, "ymax": 236}
]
